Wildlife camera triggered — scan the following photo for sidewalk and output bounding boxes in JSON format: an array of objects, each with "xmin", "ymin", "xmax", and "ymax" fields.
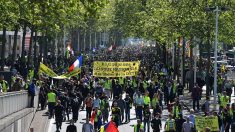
[{"xmin": 29, "ymin": 109, "xmax": 49, "ymax": 132}]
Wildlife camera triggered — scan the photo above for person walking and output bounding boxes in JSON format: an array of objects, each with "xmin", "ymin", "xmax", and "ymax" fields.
[
  {"xmin": 124, "ymin": 93, "xmax": 132, "ymax": 123},
  {"xmin": 92, "ymin": 107, "xmax": 102, "ymax": 132},
  {"xmin": 117, "ymin": 94, "xmax": 125, "ymax": 123},
  {"xmin": 182, "ymin": 117, "xmax": 194, "ymax": 132},
  {"xmin": 66, "ymin": 120, "xmax": 77, "ymax": 132},
  {"xmin": 133, "ymin": 119, "xmax": 144, "ymax": 132},
  {"xmin": 100, "ymin": 95, "xmax": 109, "ymax": 124},
  {"xmin": 84, "ymin": 93, "xmax": 93, "ymax": 119},
  {"xmin": 191, "ymin": 83, "xmax": 202, "ymax": 111},
  {"xmin": 54, "ymin": 100, "xmax": 64, "ymax": 131},
  {"xmin": 135, "ymin": 93, "xmax": 144, "ymax": 121},
  {"xmin": 143, "ymin": 105, "xmax": 151, "ymax": 132},
  {"xmin": 47, "ymin": 89, "xmax": 57, "ymax": 119},
  {"xmin": 111, "ymin": 102, "xmax": 121, "ymax": 127},
  {"xmin": 151, "ymin": 113, "xmax": 162, "ymax": 132},
  {"xmin": 82, "ymin": 118, "xmax": 93, "ymax": 132},
  {"xmin": 71, "ymin": 94, "xmax": 81, "ymax": 123},
  {"xmin": 165, "ymin": 114, "xmax": 176, "ymax": 132}
]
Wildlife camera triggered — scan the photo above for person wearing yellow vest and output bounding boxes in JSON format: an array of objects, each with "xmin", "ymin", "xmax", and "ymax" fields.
[
  {"xmin": 133, "ymin": 119, "xmax": 144, "ymax": 132},
  {"xmin": 93, "ymin": 107, "xmax": 102, "ymax": 131},
  {"xmin": 220, "ymin": 91, "xmax": 230, "ymax": 108},
  {"xmin": 143, "ymin": 80, "xmax": 148, "ymax": 90},
  {"xmin": 172, "ymin": 99, "xmax": 182, "ymax": 119},
  {"xmin": 165, "ymin": 114, "xmax": 176, "ymax": 132},
  {"xmin": 143, "ymin": 91, "xmax": 150, "ymax": 107},
  {"xmin": 0, "ymin": 75, "xmax": 9, "ymax": 93},
  {"xmin": 47, "ymin": 89, "xmax": 57, "ymax": 119}
]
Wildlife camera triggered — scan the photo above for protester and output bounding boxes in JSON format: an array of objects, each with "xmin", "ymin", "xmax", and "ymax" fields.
[
  {"xmin": 182, "ymin": 117, "xmax": 194, "ymax": 132},
  {"xmin": 143, "ymin": 105, "xmax": 151, "ymax": 132},
  {"xmin": 54, "ymin": 100, "xmax": 64, "ymax": 131},
  {"xmin": 47, "ymin": 89, "xmax": 57, "ymax": 118},
  {"xmin": 82, "ymin": 118, "xmax": 93, "ymax": 132},
  {"xmin": 84, "ymin": 93, "xmax": 93, "ymax": 119},
  {"xmin": 165, "ymin": 114, "xmax": 176, "ymax": 132},
  {"xmin": 134, "ymin": 119, "xmax": 144, "ymax": 132},
  {"xmin": 111, "ymin": 102, "xmax": 121, "ymax": 127},
  {"xmin": 29, "ymin": 79, "xmax": 37, "ymax": 107},
  {"xmin": 0, "ymin": 75, "xmax": 9, "ymax": 92},
  {"xmin": 151, "ymin": 113, "xmax": 162, "ymax": 132},
  {"xmin": 66, "ymin": 120, "xmax": 77, "ymax": 132}
]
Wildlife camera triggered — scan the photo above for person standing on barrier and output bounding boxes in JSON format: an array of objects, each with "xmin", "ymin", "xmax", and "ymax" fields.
[
  {"xmin": 28, "ymin": 79, "xmax": 36, "ymax": 107},
  {"xmin": 47, "ymin": 89, "xmax": 57, "ymax": 119}
]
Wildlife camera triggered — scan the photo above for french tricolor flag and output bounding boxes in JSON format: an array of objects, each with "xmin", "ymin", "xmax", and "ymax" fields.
[{"xmin": 69, "ymin": 56, "xmax": 83, "ymax": 72}]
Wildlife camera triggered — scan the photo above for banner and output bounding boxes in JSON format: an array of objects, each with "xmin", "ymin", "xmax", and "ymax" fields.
[
  {"xmin": 93, "ymin": 61, "xmax": 140, "ymax": 77},
  {"xmin": 39, "ymin": 63, "xmax": 58, "ymax": 77},
  {"xmin": 53, "ymin": 68, "xmax": 81, "ymax": 79},
  {"xmin": 195, "ymin": 116, "xmax": 219, "ymax": 132},
  {"xmin": 39, "ymin": 63, "xmax": 81, "ymax": 79}
]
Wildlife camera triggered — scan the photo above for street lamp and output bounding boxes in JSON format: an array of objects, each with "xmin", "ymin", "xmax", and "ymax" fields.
[{"xmin": 205, "ymin": 5, "xmax": 229, "ymax": 109}]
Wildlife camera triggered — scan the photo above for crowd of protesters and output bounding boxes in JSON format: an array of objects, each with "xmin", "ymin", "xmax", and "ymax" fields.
[{"xmin": 0, "ymin": 45, "xmax": 235, "ymax": 132}]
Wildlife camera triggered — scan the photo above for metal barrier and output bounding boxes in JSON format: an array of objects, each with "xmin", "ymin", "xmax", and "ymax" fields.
[{"xmin": 0, "ymin": 90, "xmax": 38, "ymax": 119}]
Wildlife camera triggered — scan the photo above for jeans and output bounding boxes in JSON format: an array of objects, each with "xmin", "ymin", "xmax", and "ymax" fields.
[
  {"xmin": 136, "ymin": 106, "xmax": 143, "ymax": 121},
  {"xmin": 125, "ymin": 108, "xmax": 130, "ymax": 122},
  {"xmin": 193, "ymin": 99, "xmax": 199, "ymax": 110},
  {"xmin": 48, "ymin": 102, "xmax": 55, "ymax": 118},
  {"xmin": 144, "ymin": 119, "xmax": 150, "ymax": 132},
  {"xmin": 86, "ymin": 107, "xmax": 92, "ymax": 119}
]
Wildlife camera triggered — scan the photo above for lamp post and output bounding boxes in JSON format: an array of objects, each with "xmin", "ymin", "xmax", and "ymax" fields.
[
  {"xmin": 205, "ymin": 4, "xmax": 229, "ymax": 109},
  {"xmin": 214, "ymin": 6, "xmax": 219, "ymax": 107}
]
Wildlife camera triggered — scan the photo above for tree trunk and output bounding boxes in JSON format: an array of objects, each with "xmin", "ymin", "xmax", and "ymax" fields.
[
  {"xmin": 198, "ymin": 39, "xmax": 203, "ymax": 71},
  {"xmin": 182, "ymin": 37, "xmax": 186, "ymax": 86},
  {"xmin": 39, "ymin": 33, "xmax": 44, "ymax": 61},
  {"xmin": 189, "ymin": 38, "xmax": 194, "ymax": 92},
  {"xmin": 0, "ymin": 27, "xmax": 6, "ymax": 71},
  {"xmin": 12, "ymin": 26, "xmax": 19, "ymax": 67},
  {"xmin": 173, "ymin": 42, "xmax": 177, "ymax": 79},
  {"xmin": 21, "ymin": 22, "xmax": 27, "ymax": 60},
  {"xmin": 33, "ymin": 31, "xmax": 37, "ymax": 67},
  {"xmin": 27, "ymin": 26, "xmax": 34, "ymax": 68}
]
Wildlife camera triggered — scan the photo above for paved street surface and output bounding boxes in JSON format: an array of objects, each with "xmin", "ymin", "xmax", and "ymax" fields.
[{"xmin": 47, "ymin": 86, "xmax": 235, "ymax": 132}]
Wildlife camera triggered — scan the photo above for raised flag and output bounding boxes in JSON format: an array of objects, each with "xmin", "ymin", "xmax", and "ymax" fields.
[
  {"xmin": 100, "ymin": 121, "xmax": 119, "ymax": 132},
  {"xmin": 69, "ymin": 56, "xmax": 82, "ymax": 72}
]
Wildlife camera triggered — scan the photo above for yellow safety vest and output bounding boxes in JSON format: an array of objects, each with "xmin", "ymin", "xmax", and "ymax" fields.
[
  {"xmin": 47, "ymin": 92, "xmax": 56, "ymax": 103},
  {"xmin": 119, "ymin": 78, "xmax": 124, "ymax": 85},
  {"xmin": 144, "ymin": 96, "xmax": 150, "ymax": 105},
  {"xmin": 152, "ymin": 98, "xmax": 159, "ymax": 109},
  {"xmin": 134, "ymin": 124, "xmax": 144, "ymax": 132},
  {"xmin": 166, "ymin": 119, "xmax": 176, "ymax": 131},
  {"xmin": 143, "ymin": 81, "xmax": 148, "ymax": 89},
  {"xmin": 1, "ymin": 80, "xmax": 8, "ymax": 92},
  {"xmin": 220, "ymin": 95, "xmax": 229, "ymax": 108},
  {"xmin": 173, "ymin": 106, "xmax": 180, "ymax": 119},
  {"xmin": 95, "ymin": 110, "xmax": 101, "ymax": 122}
]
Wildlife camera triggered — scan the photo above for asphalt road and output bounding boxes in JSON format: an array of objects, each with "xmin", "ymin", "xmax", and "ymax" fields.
[{"xmin": 47, "ymin": 86, "xmax": 235, "ymax": 132}]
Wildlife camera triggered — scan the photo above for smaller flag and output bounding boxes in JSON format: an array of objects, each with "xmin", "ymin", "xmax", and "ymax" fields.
[
  {"xmin": 90, "ymin": 111, "xmax": 96, "ymax": 123},
  {"xmin": 69, "ymin": 56, "xmax": 82, "ymax": 72},
  {"xmin": 100, "ymin": 121, "xmax": 119, "ymax": 132}
]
